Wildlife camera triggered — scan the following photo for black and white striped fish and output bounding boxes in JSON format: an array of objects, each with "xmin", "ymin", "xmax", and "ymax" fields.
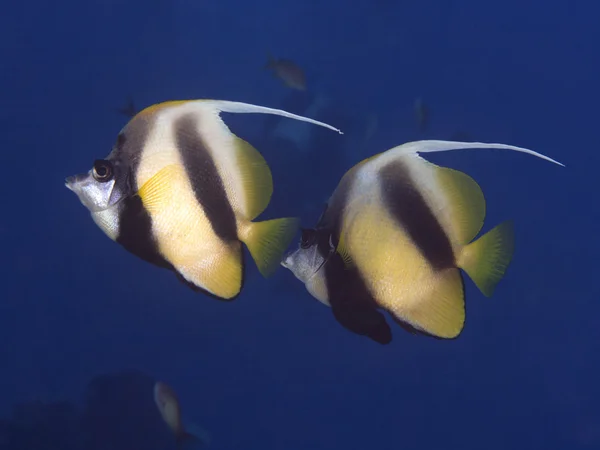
[
  {"xmin": 66, "ymin": 99, "xmax": 341, "ymax": 300},
  {"xmin": 282, "ymin": 140, "xmax": 563, "ymax": 343}
]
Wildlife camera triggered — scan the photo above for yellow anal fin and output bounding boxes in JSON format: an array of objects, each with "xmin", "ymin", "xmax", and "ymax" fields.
[
  {"xmin": 233, "ymin": 136, "xmax": 274, "ymax": 220},
  {"xmin": 178, "ymin": 243, "xmax": 243, "ymax": 300},
  {"xmin": 238, "ymin": 217, "xmax": 300, "ymax": 277},
  {"xmin": 457, "ymin": 220, "xmax": 515, "ymax": 297},
  {"xmin": 432, "ymin": 163, "xmax": 486, "ymax": 245},
  {"xmin": 389, "ymin": 268, "xmax": 465, "ymax": 339},
  {"xmin": 138, "ymin": 164, "xmax": 186, "ymax": 212}
]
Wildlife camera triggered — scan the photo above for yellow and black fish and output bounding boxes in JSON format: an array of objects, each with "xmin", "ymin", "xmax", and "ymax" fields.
[
  {"xmin": 282, "ymin": 140, "xmax": 563, "ymax": 343},
  {"xmin": 66, "ymin": 99, "xmax": 342, "ymax": 300}
]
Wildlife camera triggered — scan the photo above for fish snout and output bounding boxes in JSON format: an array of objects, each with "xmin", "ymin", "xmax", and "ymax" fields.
[
  {"xmin": 280, "ymin": 249, "xmax": 296, "ymax": 268},
  {"xmin": 65, "ymin": 175, "xmax": 77, "ymax": 191},
  {"xmin": 65, "ymin": 173, "xmax": 90, "ymax": 194}
]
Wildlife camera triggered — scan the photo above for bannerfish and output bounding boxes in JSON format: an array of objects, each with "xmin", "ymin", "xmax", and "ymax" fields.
[
  {"xmin": 282, "ymin": 140, "xmax": 563, "ymax": 343},
  {"xmin": 154, "ymin": 381, "xmax": 210, "ymax": 448},
  {"xmin": 66, "ymin": 100, "xmax": 342, "ymax": 300},
  {"xmin": 265, "ymin": 55, "xmax": 307, "ymax": 91}
]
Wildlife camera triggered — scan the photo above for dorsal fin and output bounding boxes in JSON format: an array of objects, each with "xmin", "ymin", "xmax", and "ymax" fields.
[
  {"xmin": 389, "ymin": 140, "xmax": 564, "ymax": 166},
  {"xmin": 135, "ymin": 99, "xmax": 343, "ymax": 135},
  {"xmin": 429, "ymin": 163, "xmax": 487, "ymax": 245},
  {"xmin": 199, "ymin": 100, "xmax": 343, "ymax": 134},
  {"xmin": 233, "ymin": 136, "xmax": 273, "ymax": 220}
]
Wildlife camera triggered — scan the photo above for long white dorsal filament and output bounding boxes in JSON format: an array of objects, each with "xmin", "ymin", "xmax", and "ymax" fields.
[
  {"xmin": 395, "ymin": 140, "xmax": 564, "ymax": 167},
  {"xmin": 204, "ymin": 100, "xmax": 344, "ymax": 135}
]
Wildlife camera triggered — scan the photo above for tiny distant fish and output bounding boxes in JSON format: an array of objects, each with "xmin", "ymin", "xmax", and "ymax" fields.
[
  {"xmin": 282, "ymin": 140, "xmax": 563, "ymax": 344},
  {"xmin": 116, "ymin": 97, "xmax": 138, "ymax": 118},
  {"xmin": 414, "ymin": 97, "xmax": 429, "ymax": 132},
  {"xmin": 66, "ymin": 99, "xmax": 342, "ymax": 300},
  {"xmin": 154, "ymin": 381, "xmax": 211, "ymax": 448},
  {"xmin": 265, "ymin": 55, "xmax": 307, "ymax": 91}
]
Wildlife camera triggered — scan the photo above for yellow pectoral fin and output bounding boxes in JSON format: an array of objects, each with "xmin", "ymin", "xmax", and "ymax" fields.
[
  {"xmin": 336, "ymin": 202, "xmax": 398, "ymax": 272},
  {"xmin": 137, "ymin": 165, "xmax": 188, "ymax": 213},
  {"xmin": 335, "ymin": 228, "xmax": 354, "ymax": 268}
]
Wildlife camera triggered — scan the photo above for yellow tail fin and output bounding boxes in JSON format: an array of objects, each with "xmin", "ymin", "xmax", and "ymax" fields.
[
  {"xmin": 239, "ymin": 218, "xmax": 300, "ymax": 277},
  {"xmin": 457, "ymin": 220, "xmax": 515, "ymax": 297}
]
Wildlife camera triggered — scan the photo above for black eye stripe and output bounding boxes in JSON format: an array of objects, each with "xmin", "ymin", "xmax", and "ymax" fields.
[{"xmin": 300, "ymin": 228, "xmax": 317, "ymax": 248}]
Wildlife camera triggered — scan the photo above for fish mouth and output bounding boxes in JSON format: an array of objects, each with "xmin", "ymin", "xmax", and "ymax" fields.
[
  {"xmin": 65, "ymin": 173, "xmax": 88, "ymax": 193},
  {"xmin": 280, "ymin": 248, "xmax": 297, "ymax": 268},
  {"xmin": 64, "ymin": 175, "xmax": 76, "ymax": 191}
]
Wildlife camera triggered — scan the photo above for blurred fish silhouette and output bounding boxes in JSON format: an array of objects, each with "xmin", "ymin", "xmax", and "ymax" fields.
[
  {"xmin": 414, "ymin": 97, "xmax": 429, "ymax": 132},
  {"xmin": 154, "ymin": 381, "xmax": 211, "ymax": 448},
  {"xmin": 282, "ymin": 140, "xmax": 564, "ymax": 344},
  {"xmin": 265, "ymin": 54, "xmax": 307, "ymax": 91},
  {"xmin": 116, "ymin": 97, "xmax": 137, "ymax": 118}
]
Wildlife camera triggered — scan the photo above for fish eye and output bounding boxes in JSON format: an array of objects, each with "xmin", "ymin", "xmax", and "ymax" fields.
[
  {"xmin": 300, "ymin": 228, "xmax": 317, "ymax": 249},
  {"xmin": 92, "ymin": 160, "xmax": 114, "ymax": 182}
]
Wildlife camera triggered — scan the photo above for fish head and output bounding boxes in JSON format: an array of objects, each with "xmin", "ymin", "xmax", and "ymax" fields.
[
  {"xmin": 66, "ymin": 151, "xmax": 134, "ymax": 242},
  {"xmin": 281, "ymin": 227, "xmax": 330, "ymax": 283},
  {"xmin": 66, "ymin": 157, "xmax": 130, "ymax": 213},
  {"xmin": 282, "ymin": 227, "xmax": 335, "ymax": 306}
]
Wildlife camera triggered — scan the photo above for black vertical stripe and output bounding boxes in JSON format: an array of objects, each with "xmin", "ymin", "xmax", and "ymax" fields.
[
  {"xmin": 379, "ymin": 160, "xmax": 455, "ymax": 270},
  {"xmin": 109, "ymin": 113, "xmax": 155, "ymax": 179},
  {"xmin": 111, "ymin": 112, "xmax": 169, "ymax": 268},
  {"xmin": 117, "ymin": 195, "xmax": 170, "ymax": 269},
  {"xmin": 316, "ymin": 178, "xmax": 393, "ymax": 345},
  {"xmin": 174, "ymin": 114, "xmax": 238, "ymax": 242},
  {"xmin": 324, "ymin": 249, "xmax": 393, "ymax": 345}
]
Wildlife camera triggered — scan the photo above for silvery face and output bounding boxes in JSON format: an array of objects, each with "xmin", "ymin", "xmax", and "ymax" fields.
[
  {"xmin": 281, "ymin": 228, "xmax": 330, "ymax": 284},
  {"xmin": 65, "ymin": 159, "xmax": 127, "ymax": 213}
]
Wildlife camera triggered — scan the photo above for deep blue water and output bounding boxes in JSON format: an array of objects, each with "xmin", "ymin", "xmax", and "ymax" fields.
[{"xmin": 1, "ymin": 0, "xmax": 599, "ymax": 449}]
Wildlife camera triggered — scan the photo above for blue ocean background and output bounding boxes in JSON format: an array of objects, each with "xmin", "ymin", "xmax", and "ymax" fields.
[{"xmin": 1, "ymin": 0, "xmax": 597, "ymax": 448}]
